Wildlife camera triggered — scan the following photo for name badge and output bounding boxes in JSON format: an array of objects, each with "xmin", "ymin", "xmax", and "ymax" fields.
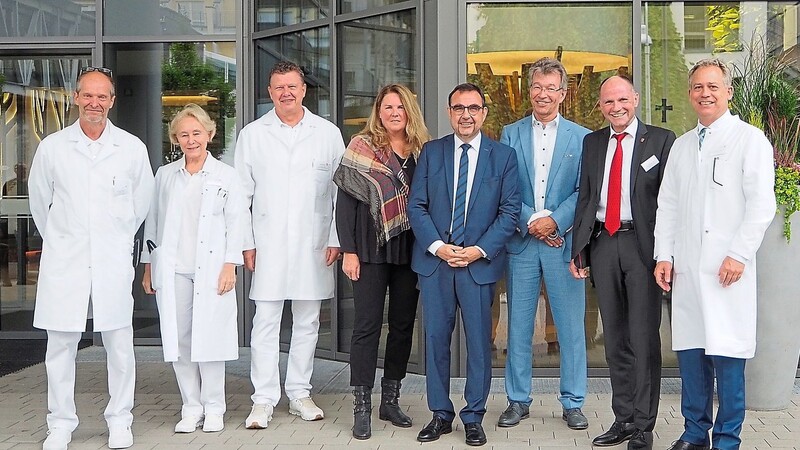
[{"xmin": 641, "ymin": 155, "xmax": 659, "ymax": 172}]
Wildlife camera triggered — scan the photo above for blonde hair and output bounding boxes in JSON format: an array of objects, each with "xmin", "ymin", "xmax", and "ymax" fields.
[
  {"xmin": 168, "ymin": 103, "xmax": 216, "ymax": 145},
  {"xmin": 688, "ymin": 58, "xmax": 732, "ymax": 87},
  {"xmin": 358, "ymin": 84, "xmax": 431, "ymax": 158}
]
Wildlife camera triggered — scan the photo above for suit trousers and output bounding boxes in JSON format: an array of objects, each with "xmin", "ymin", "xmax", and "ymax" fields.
[
  {"xmin": 677, "ymin": 349, "xmax": 746, "ymax": 450},
  {"xmin": 172, "ymin": 273, "xmax": 226, "ymax": 418},
  {"xmin": 505, "ymin": 239, "xmax": 586, "ymax": 409},
  {"xmin": 45, "ymin": 325, "xmax": 135, "ymax": 431},
  {"xmin": 589, "ymin": 230, "xmax": 662, "ymax": 431},
  {"xmin": 250, "ymin": 299, "xmax": 321, "ymax": 406},
  {"xmin": 419, "ymin": 264, "xmax": 494, "ymax": 425},
  {"xmin": 349, "ymin": 262, "xmax": 419, "ymax": 387}
]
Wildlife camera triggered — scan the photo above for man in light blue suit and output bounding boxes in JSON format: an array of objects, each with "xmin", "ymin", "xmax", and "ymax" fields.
[
  {"xmin": 408, "ymin": 83, "xmax": 520, "ymax": 447},
  {"xmin": 498, "ymin": 58, "xmax": 590, "ymax": 430}
]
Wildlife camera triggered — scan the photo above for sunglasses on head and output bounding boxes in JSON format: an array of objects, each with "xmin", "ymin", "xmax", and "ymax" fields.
[{"xmin": 79, "ymin": 66, "xmax": 113, "ymax": 79}]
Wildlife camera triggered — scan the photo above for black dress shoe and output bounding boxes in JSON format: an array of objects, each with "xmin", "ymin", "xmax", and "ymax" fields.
[
  {"xmin": 464, "ymin": 422, "xmax": 487, "ymax": 446},
  {"xmin": 416, "ymin": 416, "xmax": 452, "ymax": 442},
  {"xmin": 667, "ymin": 440, "xmax": 710, "ymax": 450},
  {"xmin": 562, "ymin": 407, "xmax": 589, "ymax": 430},
  {"xmin": 593, "ymin": 421, "xmax": 636, "ymax": 446},
  {"xmin": 497, "ymin": 402, "xmax": 529, "ymax": 427},
  {"xmin": 627, "ymin": 430, "xmax": 653, "ymax": 450}
]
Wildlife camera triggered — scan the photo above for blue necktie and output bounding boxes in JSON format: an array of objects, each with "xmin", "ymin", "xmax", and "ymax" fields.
[
  {"xmin": 698, "ymin": 127, "xmax": 707, "ymax": 150},
  {"xmin": 451, "ymin": 143, "xmax": 470, "ymax": 246}
]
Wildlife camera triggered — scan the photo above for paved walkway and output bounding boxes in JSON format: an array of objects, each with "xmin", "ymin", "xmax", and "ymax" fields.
[{"xmin": 0, "ymin": 347, "xmax": 798, "ymax": 449}]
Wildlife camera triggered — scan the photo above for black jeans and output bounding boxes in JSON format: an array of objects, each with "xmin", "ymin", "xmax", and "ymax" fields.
[{"xmin": 349, "ymin": 262, "xmax": 419, "ymax": 387}]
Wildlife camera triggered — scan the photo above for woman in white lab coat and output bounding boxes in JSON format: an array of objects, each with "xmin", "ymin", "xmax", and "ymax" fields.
[{"xmin": 142, "ymin": 104, "xmax": 245, "ymax": 434}]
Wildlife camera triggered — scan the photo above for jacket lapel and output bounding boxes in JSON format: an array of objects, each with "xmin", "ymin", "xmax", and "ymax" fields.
[
  {"xmin": 443, "ymin": 134, "xmax": 455, "ymax": 209},
  {"xmin": 467, "ymin": 135, "xmax": 491, "ymax": 217},
  {"xmin": 518, "ymin": 117, "xmax": 535, "ymax": 189},
  {"xmin": 595, "ymin": 128, "xmax": 611, "ymax": 203},
  {"xmin": 546, "ymin": 121, "xmax": 571, "ymax": 195},
  {"xmin": 630, "ymin": 122, "xmax": 649, "ymax": 192}
]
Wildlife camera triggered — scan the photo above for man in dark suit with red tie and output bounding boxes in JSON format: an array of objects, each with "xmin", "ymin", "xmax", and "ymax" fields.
[
  {"xmin": 408, "ymin": 83, "xmax": 520, "ymax": 447},
  {"xmin": 570, "ymin": 75, "xmax": 675, "ymax": 450}
]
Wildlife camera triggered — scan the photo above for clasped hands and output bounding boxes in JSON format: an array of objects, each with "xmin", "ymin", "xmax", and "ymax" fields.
[
  {"xmin": 528, "ymin": 216, "xmax": 562, "ymax": 247},
  {"xmin": 436, "ymin": 244, "xmax": 482, "ymax": 267}
]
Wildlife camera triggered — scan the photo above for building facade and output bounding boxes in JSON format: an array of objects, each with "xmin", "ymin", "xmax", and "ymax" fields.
[{"xmin": 1, "ymin": 0, "xmax": 797, "ymax": 377}]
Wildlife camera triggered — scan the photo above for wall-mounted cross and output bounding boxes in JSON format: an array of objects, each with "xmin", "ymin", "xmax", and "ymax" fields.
[{"xmin": 655, "ymin": 98, "xmax": 673, "ymax": 123}]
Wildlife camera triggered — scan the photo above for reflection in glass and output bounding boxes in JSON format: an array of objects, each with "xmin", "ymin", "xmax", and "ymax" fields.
[
  {"xmin": 105, "ymin": 42, "xmax": 237, "ymax": 339},
  {"xmin": 0, "ymin": 54, "xmax": 90, "ymax": 332},
  {"xmin": 256, "ymin": 0, "xmax": 330, "ymax": 30},
  {"xmin": 339, "ymin": 0, "xmax": 408, "ymax": 14},
  {"xmin": 255, "ymin": 27, "xmax": 331, "ymax": 120},
  {"xmin": 466, "ymin": 2, "xmax": 632, "ymax": 370},
  {"xmin": 0, "ymin": 1, "xmax": 95, "ymax": 37},
  {"xmin": 340, "ymin": 10, "xmax": 417, "ymax": 139},
  {"xmin": 466, "ymin": 2, "xmax": 632, "ymax": 140},
  {"xmin": 104, "ymin": 0, "xmax": 237, "ymax": 36}
]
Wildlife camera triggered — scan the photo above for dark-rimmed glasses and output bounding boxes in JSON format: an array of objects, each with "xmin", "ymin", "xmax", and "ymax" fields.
[
  {"xmin": 450, "ymin": 104, "xmax": 485, "ymax": 116},
  {"xmin": 79, "ymin": 66, "xmax": 113, "ymax": 80}
]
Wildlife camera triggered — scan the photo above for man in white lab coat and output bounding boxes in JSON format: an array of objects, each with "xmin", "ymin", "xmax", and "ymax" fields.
[
  {"xmin": 235, "ymin": 61, "xmax": 345, "ymax": 429},
  {"xmin": 654, "ymin": 58, "xmax": 776, "ymax": 450},
  {"xmin": 28, "ymin": 68, "xmax": 155, "ymax": 450}
]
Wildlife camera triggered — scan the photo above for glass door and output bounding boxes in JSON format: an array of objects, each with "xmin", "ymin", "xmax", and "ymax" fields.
[{"xmin": 0, "ymin": 51, "xmax": 91, "ymax": 337}]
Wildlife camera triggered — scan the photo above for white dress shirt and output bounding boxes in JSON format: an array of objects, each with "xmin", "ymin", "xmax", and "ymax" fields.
[
  {"xmin": 597, "ymin": 118, "xmax": 638, "ymax": 222},
  {"xmin": 175, "ymin": 162, "xmax": 206, "ymax": 273},
  {"xmin": 427, "ymin": 133, "xmax": 486, "ymax": 257},
  {"xmin": 532, "ymin": 115, "xmax": 559, "ymax": 213}
]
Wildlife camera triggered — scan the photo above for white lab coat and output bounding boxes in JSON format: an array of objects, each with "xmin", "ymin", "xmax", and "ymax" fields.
[
  {"xmin": 142, "ymin": 154, "xmax": 245, "ymax": 362},
  {"xmin": 654, "ymin": 111, "xmax": 776, "ymax": 358},
  {"xmin": 29, "ymin": 120, "xmax": 154, "ymax": 332},
  {"xmin": 235, "ymin": 107, "xmax": 344, "ymax": 301}
]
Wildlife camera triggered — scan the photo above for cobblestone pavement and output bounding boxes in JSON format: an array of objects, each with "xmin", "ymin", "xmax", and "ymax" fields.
[{"xmin": 0, "ymin": 347, "xmax": 797, "ymax": 449}]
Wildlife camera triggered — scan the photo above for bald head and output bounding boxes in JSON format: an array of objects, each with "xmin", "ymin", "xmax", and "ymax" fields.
[{"xmin": 599, "ymin": 76, "xmax": 639, "ymax": 133}]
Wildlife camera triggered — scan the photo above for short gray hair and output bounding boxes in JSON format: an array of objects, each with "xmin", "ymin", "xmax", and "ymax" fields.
[
  {"xmin": 688, "ymin": 58, "xmax": 732, "ymax": 87},
  {"xmin": 528, "ymin": 57, "xmax": 568, "ymax": 90}
]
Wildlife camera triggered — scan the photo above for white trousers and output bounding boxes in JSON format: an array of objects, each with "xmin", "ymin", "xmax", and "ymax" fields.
[
  {"xmin": 250, "ymin": 300, "xmax": 321, "ymax": 405},
  {"xmin": 173, "ymin": 273, "xmax": 226, "ymax": 417},
  {"xmin": 45, "ymin": 326, "xmax": 135, "ymax": 431}
]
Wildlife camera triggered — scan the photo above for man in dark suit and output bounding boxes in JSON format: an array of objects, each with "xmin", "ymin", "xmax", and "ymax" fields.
[
  {"xmin": 570, "ymin": 75, "xmax": 675, "ymax": 450},
  {"xmin": 408, "ymin": 83, "xmax": 520, "ymax": 447}
]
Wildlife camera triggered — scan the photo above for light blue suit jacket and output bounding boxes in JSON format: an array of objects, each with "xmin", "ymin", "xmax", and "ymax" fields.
[{"xmin": 500, "ymin": 115, "xmax": 590, "ymax": 262}]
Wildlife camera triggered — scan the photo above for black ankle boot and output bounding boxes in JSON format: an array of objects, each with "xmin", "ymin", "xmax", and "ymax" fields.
[
  {"xmin": 379, "ymin": 377, "xmax": 412, "ymax": 428},
  {"xmin": 352, "ymin": 386, "xmax": 372, "ymax": 439}
]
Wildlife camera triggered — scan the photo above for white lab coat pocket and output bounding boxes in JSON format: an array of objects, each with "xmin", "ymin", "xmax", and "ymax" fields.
[
  {"xmin": 699, "ymin": 233, "xmax": 733, "ymax": 276},
  {"xmin": 150, "ymin": 247, "xmax": 164, "ymax": 291}
]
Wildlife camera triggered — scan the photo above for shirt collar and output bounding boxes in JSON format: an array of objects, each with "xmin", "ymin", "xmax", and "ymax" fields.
[
  {"xmin": 532, "ymin": 113, "xmax": 560, "ymax": 130},
  {"xmin": 696, "ymin": 109, "xmax": 733, "ymax": 134},
  {"xmin": 178, "ymin": 151, "xmax": 212, "ymax": 175},
  {"xmin": 456, "ymin": 132, "xmax": 482, "ymax": 152},
  {"xmin": 610, "ymin": 117, "xmax": 639, "ymax": 141},
  {"xmin": 79, "ymin": 121, "xmax": 112, "ymax": 146}
]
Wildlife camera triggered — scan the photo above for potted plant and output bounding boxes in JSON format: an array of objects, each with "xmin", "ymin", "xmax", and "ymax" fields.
[{"xmin": 729, "ymin": 37, "xmax": 800, "ymax": 410}]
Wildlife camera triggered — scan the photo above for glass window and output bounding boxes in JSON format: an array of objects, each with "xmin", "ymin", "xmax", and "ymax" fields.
[
  {"xmin": 467, "ymin": 2, "xmax": 633, "ymax": 370},
  {"xmin": 0, "ymin": 1, "xmax": 95, "ymax": 38},
  {"xmin": 339, "ymin": 0, "xmax": 408, "ymax": 14},
  {"xmin": 255, "ymin": 0, "xmax": 330, "ymax": 31},
  {"xmin": 0, "ymin": 53, "xmax": 91, "ymax": 332},
  {"xmin": 105, "ymin": 42, "xmax": 238, "ymax": 339},
  {"xmin": 642, "ymin": 2, "xmax": 800, "ymax": 137},
  {"xmin": 104, "ymin": 0, "xmax": 237, "ymax": 36},
  {"xmin": 340, "ymin": 9, "xmax": 417, "ymax": 139},
  {"xmin": 254, "ymin": 27, "xmax": 331, "ymax": 120}
]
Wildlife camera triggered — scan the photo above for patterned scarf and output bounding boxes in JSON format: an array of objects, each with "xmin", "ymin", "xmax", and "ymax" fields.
[{"xmin": 333, "ymin": 135, "xmax": 412, "ymax": 246}]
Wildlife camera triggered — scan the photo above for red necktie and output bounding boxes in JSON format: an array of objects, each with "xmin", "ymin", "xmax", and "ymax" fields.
[{"xmin": 605, "ymin": 133, "xmax": 626, "ymax": 236}]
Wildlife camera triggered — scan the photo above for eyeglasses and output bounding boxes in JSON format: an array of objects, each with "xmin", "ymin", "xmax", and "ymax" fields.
[
  {"xmin": 449, "ymin": 104, "xmax": 485, "ymax": 115},
  {"xmin": 79, "ymin": 66, "xmax": 113, "ymax": 79},
  {"xmin": 530, "ymin": 85, "xmax": 564, "ymax": 95}
]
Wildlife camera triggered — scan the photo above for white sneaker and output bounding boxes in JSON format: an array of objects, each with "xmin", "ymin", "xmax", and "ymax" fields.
[
  {"xmin": 202, "ymin": 414, "xmax": 224, "ymax": 433},
  {"xmin": 107, "ymin": 425, "xmax": 133, "ymax": 449},
  {"xmin": 289, "ymin": 397, "xmax": 324, "ymax": 421},
  {"xmin": 245, "ymin": 404, "xmax": 273, "ymax": 429},
  {"xmin": 174, "ymin": 415, "xmax": 203, "ymax": 433},
  {"xmin": 43, "ymin": 428, "xmax": 72, "ymax": 450}
]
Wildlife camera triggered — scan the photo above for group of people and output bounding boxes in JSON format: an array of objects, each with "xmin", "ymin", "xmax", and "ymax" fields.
[{"xmin": 29, "ymin": 55, "xmax": 775, "ymax": 450}]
